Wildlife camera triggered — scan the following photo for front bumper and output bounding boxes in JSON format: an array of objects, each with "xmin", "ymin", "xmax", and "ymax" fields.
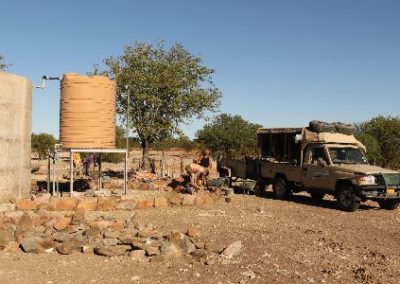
[{"xmin": 356, "ymin": 185, "xmax": 400, "ymax": 200}]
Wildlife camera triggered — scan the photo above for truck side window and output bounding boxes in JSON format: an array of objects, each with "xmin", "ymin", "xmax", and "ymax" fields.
[{"xmin": 312, "ymin": 148, "xmax": 328, "ymax": 165}]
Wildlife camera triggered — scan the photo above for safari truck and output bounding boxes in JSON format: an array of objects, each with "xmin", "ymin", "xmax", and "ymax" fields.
[{"xmin": 222, "ymin": 121, "xmax": 400, "ymax": 212}]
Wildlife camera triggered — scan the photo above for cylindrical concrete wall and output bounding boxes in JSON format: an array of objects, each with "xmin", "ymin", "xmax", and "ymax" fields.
[
  {"xmin": 0, "ymin": 72, "xmax": 32, "ymax": 203},
  {"xmin": 60, "ymin": 73, "xmax": 116, "ymax": 149}
]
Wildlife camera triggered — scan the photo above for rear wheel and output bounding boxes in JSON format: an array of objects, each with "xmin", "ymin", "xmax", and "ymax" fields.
[
  {"xmin": 337, "ymin": 184, "xmax": 360, "ymax": 212},
  {"xmin": 378, "ymin": 199, "xmax": 400, "ymax": 210},
  {"xmin": 273, "ymin": 178, "xmax": 290, "ymax": 199},
  {"xmin": 310, "ymin": 192, "xmax": 325, "ymax": 200}
]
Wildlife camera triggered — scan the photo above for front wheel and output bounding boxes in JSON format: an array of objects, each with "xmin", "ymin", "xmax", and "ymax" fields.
[
  {"xmin": 273, "ymin": 178, "xmax": 290, "ymax": 199},
  {"xmin": 378, "ymin": 199, "xmax": 400, "ymax": 210},
  {"xmin": 337, "ymin": 185, "xmax": 360, "ymax": 212}
]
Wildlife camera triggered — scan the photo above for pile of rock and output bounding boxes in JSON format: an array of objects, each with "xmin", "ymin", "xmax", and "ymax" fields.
[
  {"xmin": 14, "ymin": 189, "xmax": 224, "ymax": 213},
  {"xmin": 0, "ymin": 210, "xmax": 242, "ymax": 261}
]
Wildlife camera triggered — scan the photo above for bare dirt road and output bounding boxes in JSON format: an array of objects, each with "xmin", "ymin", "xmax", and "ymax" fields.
[{"xmin": 1, "ymin": 192, "xmax": 399, "ymax": 284}]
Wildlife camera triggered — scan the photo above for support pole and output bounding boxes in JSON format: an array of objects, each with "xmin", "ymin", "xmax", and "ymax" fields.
[
  {"xmin": 52, "ymin": 157, "xmax": 56, "ymax": 196},
  {"xmin": 47, "ymin": 157, "xmax": 51, "ymax": 193},
  {"xmin": 70, "ymin": 150, "xmax": 74, "ymax": 195},
  {"xmin": 124, "ymin": 151, "xmax": 128, "ymax": 195}
]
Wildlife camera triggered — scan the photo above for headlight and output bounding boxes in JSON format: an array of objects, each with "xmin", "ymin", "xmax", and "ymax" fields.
[{"xmin": 354, "ymin": 175, "xmax": 376, "ymax": 186}]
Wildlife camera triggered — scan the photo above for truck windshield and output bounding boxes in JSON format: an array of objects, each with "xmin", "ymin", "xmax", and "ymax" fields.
[{"xmin": 328, "ymin": 147, "xmax": 368, "ymax": 165}]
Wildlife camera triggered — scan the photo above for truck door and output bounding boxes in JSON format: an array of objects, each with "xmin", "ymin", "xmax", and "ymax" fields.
[{"xmin": 302, "ymin": 146, "xmax": 333, "ymax": 191}]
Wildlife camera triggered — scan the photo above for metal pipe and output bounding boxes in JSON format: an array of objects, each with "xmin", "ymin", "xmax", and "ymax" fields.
[
  {"xmin": 52, "ymin": 156, "xmax": 56, "ymax": 196},
  {"xmin": 70, "ymin": 150, "xmax": 74, "ymax": 195},
  {"xmin": 34, "ymin": 75, "xmax": 61, "ymax": 89}
]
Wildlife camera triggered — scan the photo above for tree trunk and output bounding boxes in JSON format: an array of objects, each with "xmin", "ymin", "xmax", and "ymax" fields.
[{"xmin": 141, "ymin": 139, "xmax": 151, "ymax": 171}]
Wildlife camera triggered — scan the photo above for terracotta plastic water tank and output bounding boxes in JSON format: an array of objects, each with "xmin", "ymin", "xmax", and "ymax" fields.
[
  {"xmin": 60, "ymin": 73, "xmax": 116, "ymax": 148},
  {"xmin": 0, "ymin": 72, "xmax": 32, "ymax": 203}
]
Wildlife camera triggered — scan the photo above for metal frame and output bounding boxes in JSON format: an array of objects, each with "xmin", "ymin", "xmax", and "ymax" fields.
[{"xmin": 69, "ymin": 148, "xmax": 128, "ymax": 196}]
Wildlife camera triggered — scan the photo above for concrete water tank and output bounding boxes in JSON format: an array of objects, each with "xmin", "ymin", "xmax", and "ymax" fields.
[
  {"xmin": 0, "ymin": 72, "xmax": 32, "ymax": 203},
  {"xmin": 60, "ymin": 73, "xmax": 116, "ymax": 148}
]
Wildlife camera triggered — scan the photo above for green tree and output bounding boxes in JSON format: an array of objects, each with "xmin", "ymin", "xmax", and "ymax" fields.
[
  {"xmin": 93, "ymin": 41, "xmax": 221, "ymax": 169},
  {"xmin": 196, "ymin": 113, "xmax": 261, "ymax": 158},
  {"xmin": 31, "ymin": 133, "xmax": 57, "ymax": 159},
  {"xmin": 356, "ymin": 116, "xmax": 400, "ymax": 169},
  {"xmin": 0, "ymin": 55, "xmax": 9, "ymax": 71}
]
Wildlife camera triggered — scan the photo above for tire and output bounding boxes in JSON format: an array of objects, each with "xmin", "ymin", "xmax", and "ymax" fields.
[
  {"xmin": 310, "ymin": 192, "xmax": 325, "ymax": 200},
  {"xmin": 273, "ymin": 178, "xmax": 290, "ymax": 199},
  {"xmin": 333, "ymin": 122, "xmax": 356, "ymax": 135},
  {"xmin": 378, "ymin": 199, "xmax": 400, "ymax": 210},
  {"xmin": 337, "ymin": 185, "xmax": 360, "ymax": 212},
  {"xmin": 309, "ymin": 120, "xmax": 336, "ymax": 133}
]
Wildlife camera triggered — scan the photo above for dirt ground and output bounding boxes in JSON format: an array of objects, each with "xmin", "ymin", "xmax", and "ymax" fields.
[{"xmin": 1, "ymin": 191, "xmax": 400, "ymax": 284}]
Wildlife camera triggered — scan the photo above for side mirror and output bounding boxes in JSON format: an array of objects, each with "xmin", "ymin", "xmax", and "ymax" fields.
[{"xmin": 317, "ymin": 158, "xmax": 327, "ymax": 167}]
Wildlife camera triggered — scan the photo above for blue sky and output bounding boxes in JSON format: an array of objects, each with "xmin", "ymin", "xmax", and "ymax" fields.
[{"xmin": 1, "ymin": 0, "xmax": 399, "ymax": 139}]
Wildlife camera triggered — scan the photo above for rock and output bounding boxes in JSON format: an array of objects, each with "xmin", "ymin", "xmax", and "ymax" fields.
[
  {"xmin": 116, "ymin": 200, "xmax": 137, "ymax": 210},
  {"xmin": 57, "ymin": 241, "xmax": 76, "ymax": 255},
  {"xmin": 17, "ymin": 213, "xmax": 34, "ymax": 233},
  {"xmin": 136, "ymin": 198, "xmax": 154, "ymax": 209},
  {"xmin": 182, "ymin": 194, "xmax": 195, "ymax": 206},
  {"xmin": 187, "ymin": 226, "xmax": 200, "ymax": 237},
  {"xmin": 34, "ymin": 193, "xmax": 51, "ymax": 209},
  {"xmin": 0, "ymin": 229, "xmax": 15, "ymax": 248},
  {"xmin": 154, "ymin": 197, "xmax": 168, "ymax": 208},
  {"xmin": 53, "ymin": 216, "xmax": 71, "ymax": 231},
  {"xmin": 97, "ymin": 197, "xmax": 121, "ymax": 211},
  {"xmin": 160, "ymin": 242, "xmax": 183, "ymax": 258},
  {"xmin": 84, "ymin": 227, "xmax": 102, "ymax": 238},
  {"xmin": 104, "ymin": 231, "xmax": 120, "ymax": 239},
  {"xmin": 71, "ymin": 209, "xmax": 86, "ymax": 225},
  {"xmin": 137, "ymin": 227, "xmax": 158, "ymax": 238},
  {"xmin": 168, "ymin": 232, "xmax": 196, "ymax": 254},
  {"xmin": 168, "ymin": 192, "xmax": 183, "ymax": 206},
  {"xmin": 82, "ymin": 243, "xmax": 96, "ymax": 254},
  {"xmin": 102, "ymin": 238, "xmax": 119, "ymax": 246},
  {"xmin": 94, "ymin": 245, "xmax": 131, "ymax": 257},
  {"xmin": 110, "ymin": 220, "xmax": 124, "ymax": 231},
  {"xmin": 53, "ymin": 232, "xmax": 69, "ymax": 243},
  {"xmin": 220, "ymin": 241, "xmax": 243, "ymax": 259},
  {"xmin": 118, "ymin": 233, "xmax": 135, "ymax": 245},
  {"xmin": 3, "ymin": 241, "xmax": 20, "ymax": 253},
  {"xmin": 88, "ymin": 220, "xmax": 112, "ymax": 230},
  {"xmin": 51, "ymin": 198, "xmax": 78, "ymax": 211},
  {"xmin": 76, "ymin": 198, "xmax": 98, "ymax": 211},
  {"xmin": 66, "ymin": 223, "xmax": 88, "ymax": 234},
  {"xmin": 20, "ymin": 237, "xmax": 45, "ymax": 253},
  {"xmin": 194, "ymin": 194, "xmax": 206, "ymax": 205},
  {"xmin": 145, "ymin": 246, "xmax": 160, "ymax": 256},
  {"xmin": 129, "ymin": 249, "xmax": 147, "ymax": 261},
  {"xmin": 16, "ymin": 199, "xmax": 37, "ymax": 211}
]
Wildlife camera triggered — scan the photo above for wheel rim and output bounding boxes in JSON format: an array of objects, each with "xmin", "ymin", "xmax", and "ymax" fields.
[{"xmin": 340, "ymin": 189, "xmax": 352, "ymax": 207}]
